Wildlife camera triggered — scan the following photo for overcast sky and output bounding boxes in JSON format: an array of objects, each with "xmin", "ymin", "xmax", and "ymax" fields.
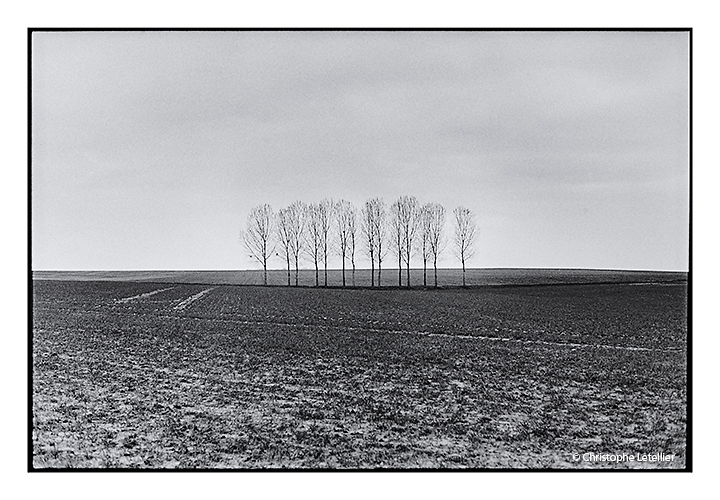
[{"xmin": 31, "ymin": 30, "xmax": 689, "ymax": 271}]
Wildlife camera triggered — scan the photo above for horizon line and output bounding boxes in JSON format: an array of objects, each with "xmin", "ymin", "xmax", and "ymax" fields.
[{"xmin": 32, "ymin": 267, "xmax": 689, "ymax": 273}]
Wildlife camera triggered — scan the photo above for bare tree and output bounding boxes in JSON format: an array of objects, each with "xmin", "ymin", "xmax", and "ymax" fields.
[
  {"xmin": 335, "ymin": 200, "xmax": 356, "ymax": 287},
  {"xmin": 318, "ymin": 199, "xmax": 334, "ymax": 287},
  {"xmin": 305, "ymin": 203, "xmax": 323, "ymax": 287},
  {"xmin": 392, "ymin": 196, "xmax": 419, "ymax": 287},
  {"xmin": 426, "ymin": 203, "xmax": 446, "ymax": 287},
  {"xmin": 362, "ymin": 198, "xmax": 386, "ymax": 287},
  {"xmin": 280, "ymin": 201, "xmax": 307, "ymax": 287},
  {"xmin": 420, "ymin": 203, "xmax": 446, "ymax": 287},
  {"xmin": 372, "ymin": 199, "xmax": 388, "ymax": 287},
  {"xmin": 453, "ymin": 206, "xmax": 477, "ymax": 287},
  {"xmin": 389, "ymin": 200, "xmax": 404, "ymax": 287},
  {"xmin": 349, "ymin": 210, "xmax": 357, "ymax": 287},
  {"xmin": 419, "ymin": 204, "xmax": 432, "ymax": 287},
  {"xmin": 361, "ymin": 199, "xmax": 377, "ymax": 287},
  {"xmin": 276, "ymin": 207, "xmax": 293, "ymax": 286},
  {"xmin": 241, "ymin": 204, "xmax": 275, "ymax": 286}
]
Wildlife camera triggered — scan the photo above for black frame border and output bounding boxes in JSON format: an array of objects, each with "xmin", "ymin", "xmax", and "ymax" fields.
[{"xmin": 27, "ymin": 27, "xmax": 693, "ymax": 473}]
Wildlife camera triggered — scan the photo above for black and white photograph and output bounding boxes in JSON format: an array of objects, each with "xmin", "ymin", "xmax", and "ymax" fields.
[{"xmin": 29, "ymin": 29, "xmax": 690, "ymax": 470}]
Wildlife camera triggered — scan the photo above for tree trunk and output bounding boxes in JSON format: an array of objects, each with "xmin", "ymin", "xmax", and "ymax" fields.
[
  {"xmin": 423, "ymin": 257, "xmax": 427, "ymax": 287},
  {"xmin": 315, "ymin": 261, "xmax": 319, "ymax": 287},
  {"xmin": 263, "ymin": 263, "xmax": 267, "ymax": 286},
  {"xmin": 406, "ymin": 240, "xmax": 412, "ymax": 288},
  {"xmin": 295, "ymin": 256, "xmax": 300, "ymax": 287},
  {"xmin": 462, "ymin": 259, "xmax": 466, "ymax": 287},
  {"xmin": 434, "ymin": 258, "xmax": 438, "ymax": 288},
  {"xmin": 371, "ymin": 260, "xmax": 375, "ymax": 287},
  {"xmin": 286, "ymin": 255, "xmax": 291, "ymax": 286},
  {"xmin": 342, "ymin": 257, "xmax": 346, "ymax": 287},
  {"xmin": 378, "ymin": 261, "xmax": 382, "ymax": 287},
  {"xmin": 398, "ymin": 254, "xmax": 402, "ymax": 287}
]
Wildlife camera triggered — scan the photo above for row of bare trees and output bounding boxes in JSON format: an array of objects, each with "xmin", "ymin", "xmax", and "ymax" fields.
[{"xmin": 241, "ymin": 197, "xmax": 477, "ymax": 287}]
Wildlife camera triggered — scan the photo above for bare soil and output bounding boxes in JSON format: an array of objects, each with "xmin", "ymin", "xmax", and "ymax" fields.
[{"xmin": 31, "ymin": 276, "xmax": 688, "ymax": 469}]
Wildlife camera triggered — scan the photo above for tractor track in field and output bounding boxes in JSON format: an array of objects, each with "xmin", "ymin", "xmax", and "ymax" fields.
[
  {"xmin": 173, "ymin": 288, "xmax": 215, "ymax": 311},
  {"xmin": 115, "ymin": 287, "xmax": 175, "ymax": 304}
]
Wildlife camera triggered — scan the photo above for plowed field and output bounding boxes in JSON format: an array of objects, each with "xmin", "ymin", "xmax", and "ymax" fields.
[{"xmin": 31, "ymin": 275, "xmax": 688, "ymax": 469}]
